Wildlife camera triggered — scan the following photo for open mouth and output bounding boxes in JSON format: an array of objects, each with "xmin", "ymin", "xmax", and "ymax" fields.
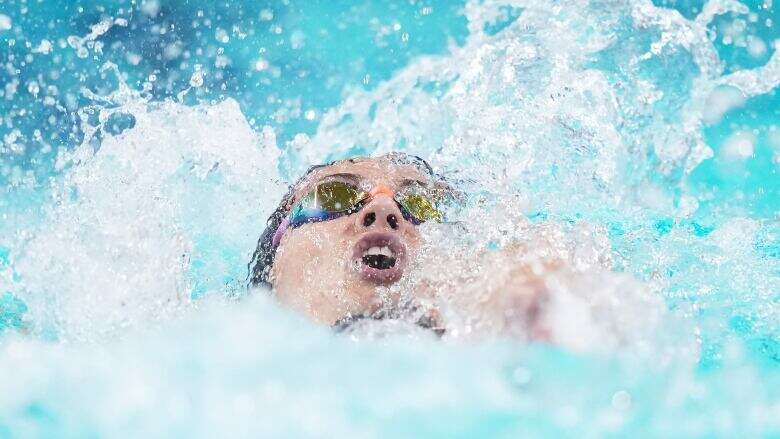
[
  {"xmin": 361, "ymin": 246, "xmax": 397, "ymax": 269},
  {"xmin": 352, "ymin": 232, "xmax": 406, "ymax": 284}
]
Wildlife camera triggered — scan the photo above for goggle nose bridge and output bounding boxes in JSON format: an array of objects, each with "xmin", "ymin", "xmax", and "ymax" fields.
[
  {"xmin": 355, "ymin": 184, "xmax": 418, "ymax": 225},
  {"xmin": 366, "ymin": 184, "xmax": 396, "ymax": 199}
]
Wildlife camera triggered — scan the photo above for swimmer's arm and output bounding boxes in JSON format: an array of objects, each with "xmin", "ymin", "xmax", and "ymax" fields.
[
  {"xmin": 412, "ymin": 240, "xmax": 563, "ymax": 342},
  {"xmin": 463, "ymin": 245, "xmax": 675, "ymax": 354}
]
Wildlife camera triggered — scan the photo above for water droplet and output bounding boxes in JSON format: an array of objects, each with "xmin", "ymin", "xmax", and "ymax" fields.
[
  {"xmin": 611, "ymin": 390, "xmax": 631, "ymax": 410},
  {"xmin": 259, "ymin": 9, "xmax": 274, "ymax": 21},
  {"xmin": 746, "ymin": 36, "xmax": 767, "ymax": 58},
  {"xmin": 0, "ymin": 14, "xmax": 11, "ymax": 31},
  {"xmin": 26, "ymin": 81, "xmax": 39, "ymax": 96},
  {"xmin": 141, "ymin": 0, "xmax": 160, "ymax": 18},
  {"xmin": 254, "ymin": 58, "xmax": 269, "ymax": 71},
  {"xmin": 189, "ymin": 68, "xmax": 204, "ymax": 88},
  {"xmin": 722, "ymin": 131, "xmax": 756, "ymax": 159},
  {"xmin": 215, "ymin": 28, "xmax": 230, "ymax": 44},
  {"xmin": 31, "ymin": 39, "xmax": 53, "ymax": 54}
]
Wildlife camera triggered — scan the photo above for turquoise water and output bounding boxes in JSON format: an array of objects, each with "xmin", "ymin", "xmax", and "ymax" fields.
[{"xmin": 1, "ymin": 0, "xmax": 778, "ymax": 437}]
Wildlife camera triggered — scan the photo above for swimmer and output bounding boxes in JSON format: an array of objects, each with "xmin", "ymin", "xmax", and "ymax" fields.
[{"xmin": 248, "ymin": 152, "xmax": 670, "ymax": 349}]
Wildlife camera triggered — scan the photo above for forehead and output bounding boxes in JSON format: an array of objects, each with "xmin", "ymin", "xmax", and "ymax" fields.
[{"xmin": 298, "ymin": 157, "xmax": 431, "ymax": 189}]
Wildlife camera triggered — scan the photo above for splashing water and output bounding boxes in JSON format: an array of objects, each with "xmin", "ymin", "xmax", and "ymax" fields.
[{"xmin": 0, "ymin": 0, "xmax": 778, "ymax": 436}]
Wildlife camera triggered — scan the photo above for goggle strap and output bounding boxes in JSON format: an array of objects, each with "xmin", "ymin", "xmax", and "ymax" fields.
[{"xmin": 271, "ymin": 216, "xmax": 291, "ymax": 248}]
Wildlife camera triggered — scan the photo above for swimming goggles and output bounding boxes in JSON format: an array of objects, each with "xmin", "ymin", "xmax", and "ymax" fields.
[{"xmin": 272, "ymin": 180, "xmax": 446, "ymax": 247}]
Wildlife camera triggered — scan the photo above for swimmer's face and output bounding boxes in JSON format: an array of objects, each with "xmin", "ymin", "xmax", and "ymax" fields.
[{"xmin": 270, "ymin": 156, "xmax": 440, "ymax": 325}]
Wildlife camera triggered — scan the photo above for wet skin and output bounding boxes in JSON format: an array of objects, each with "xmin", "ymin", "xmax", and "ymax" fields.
[
  {"xmin": 269, "ymin": 155, "xmax": 556, "ymax": 341},
  {"xmin": 270, "ymin": 156, "xmax": 433, "ymax": 325}
]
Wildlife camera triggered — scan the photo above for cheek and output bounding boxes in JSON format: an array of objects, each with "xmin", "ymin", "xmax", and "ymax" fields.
[
  {"xmin": 403, "ymin": 228, "xmax": 423, "ymax": 256},
  {"xmin": 271, "ymin": 220, "xmax": 355, "ymax": 283}
]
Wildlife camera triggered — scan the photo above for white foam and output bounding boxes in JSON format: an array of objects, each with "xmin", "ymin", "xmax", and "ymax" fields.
[{"xmin": 11, "ymin": 93, "xmax": 281, "ymax": 341}]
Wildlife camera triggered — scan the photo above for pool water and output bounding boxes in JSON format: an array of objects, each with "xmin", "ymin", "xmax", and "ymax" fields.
[{"xmin": 0, "ymin": 0, "xmax": 778, "ymax": 437}]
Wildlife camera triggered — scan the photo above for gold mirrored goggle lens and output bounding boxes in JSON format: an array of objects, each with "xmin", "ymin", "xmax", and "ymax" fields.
[
  {"xmin": 312, "ymin": 181, "xmax": 365, "ymax": 212},
  {"xmin": 397, "ymin": 193, "xmax": 444, "ymax": 222}
]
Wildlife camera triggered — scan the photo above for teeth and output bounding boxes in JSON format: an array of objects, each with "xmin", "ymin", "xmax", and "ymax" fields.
[{"xmin": 363, "ymin": 246, "xmax": 394, "ymax": 257}]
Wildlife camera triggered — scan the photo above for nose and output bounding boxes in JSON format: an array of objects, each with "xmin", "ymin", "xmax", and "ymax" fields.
[{"xmin": 355, "ymin": 193, "xmax": 404, "ymax": 231}]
